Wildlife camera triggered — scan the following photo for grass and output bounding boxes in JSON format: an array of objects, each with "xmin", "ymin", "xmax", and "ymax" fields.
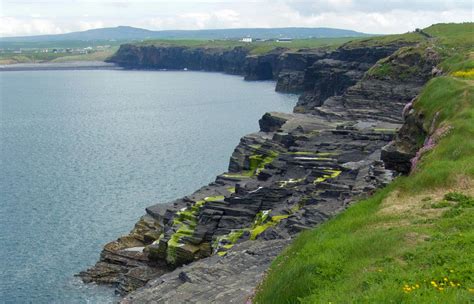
[
  {"xmin": 135, "ymin": 37, "xmax": 361, "ymax": 54},
  {"xmin": 424, "ymin": 23, "xmax": 474, "ymax": 50},
  {"xmin": 367, "ymin": 44, "xmax": 430, "ymax": 81},
  {"xmin": 50, "ymin": 48, "xmax": 117, "ymax": 62},
  {"xmin": 0, "ymin": 49, "xmax": 117, "ymax": 64},
  {"xmin": 341, "ymin": 31, "xmax": 425, "ymax": 49},
  {"xmin": 0, "ymin": 52, "xmax": 63, "ymax": 64},
  {"xmin": 254, "ymin": 23, "xmax": 474, "ymax": 304},
  {"xmin": 255, "ymin": 183, "xmax": 474, "ymax": 303}
]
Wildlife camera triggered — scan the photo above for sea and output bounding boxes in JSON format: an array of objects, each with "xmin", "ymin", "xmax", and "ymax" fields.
[{"xmin": 0, "ymin": 69, "xmax": 297, "ymax": 303}]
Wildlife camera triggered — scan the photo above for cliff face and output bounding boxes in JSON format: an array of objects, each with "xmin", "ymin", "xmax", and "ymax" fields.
[
  {"xmin": 243, "ymin": 48, "xmax": 286, "ymax": 80},
  {"xmin": 274, "ymin": 50, "xmax": 325, "ymax": 93},
  {"xmin": 295, "ymin": 43, "xmax": 415, "ymax": 112},
  {"xmin": 82, "ymin": 35, "xmax": 437, "ymax": 302},
  {"xmin": 109, "ymin": 42, "xmax": 420, "ymax": 111},
  {"xmin": 108, "ymin": 44, "xmax": 250, "ymax": 75}
]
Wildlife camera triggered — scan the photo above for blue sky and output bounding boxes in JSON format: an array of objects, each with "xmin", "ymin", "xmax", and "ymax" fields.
[{"xmin": 0, "ymin": 0, "xmax": 472, "ymax": 37}]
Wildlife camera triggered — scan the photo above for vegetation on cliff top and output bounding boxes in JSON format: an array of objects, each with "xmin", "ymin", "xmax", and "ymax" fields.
[
  {"xmin": 255, "ymin": 23, "xmax": 473, "ymax": 304},
  {"xmin": 134, "ymin": 37, "xmax": 364, "ymax": 54},
  {"xmin": 0, "ymin": 36, "xmax": 357, "ymax": 64},
  {"xmin": 0, "ymin": 48, "xmax": 117, "ymax": 65}
]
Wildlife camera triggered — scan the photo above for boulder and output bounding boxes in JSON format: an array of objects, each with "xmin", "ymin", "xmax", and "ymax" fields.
[{"xmin": 259, "ymin": 112, "xmax": 292, "ymax": 132}]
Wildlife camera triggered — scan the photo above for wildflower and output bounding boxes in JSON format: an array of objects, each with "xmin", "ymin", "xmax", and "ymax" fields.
[
  {"xmin": 450, "ymin": 269, "xmax": 454, "ymax": 273},
  {"xmin": 444, "ymin": 277, "xmax": 448, "ymax": 282},
  {"xmin": 431, "ymin": 281, "xmax": 437, "ymax": 287},
  {"xmin": 415, "ymin": 284, "xmax": 420, "ymax": 288}
]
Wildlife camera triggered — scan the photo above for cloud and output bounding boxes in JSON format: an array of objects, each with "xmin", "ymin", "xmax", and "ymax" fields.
[
  {"xmin": 286, "ymin": 0, "xmax": 473, "ymax": 14},
  {"xmin": 146, "ymin": 9, "xmax": 241, "ymax": 30},
  {"xmin": 0, "ymin": 0, "xmax": 472, "ymax": 36},
  {"xmin": 78, "ymin": 21, "xmax": 105, "ymax": 31},
  {"xmin": 0, "ymin": 17, "xmax": 64, "ymax": 36}
]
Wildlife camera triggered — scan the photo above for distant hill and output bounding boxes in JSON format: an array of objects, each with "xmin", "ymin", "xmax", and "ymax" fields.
[{"xmin": 0, "ymin": 26, "xmax": 370, "ymax": 43}]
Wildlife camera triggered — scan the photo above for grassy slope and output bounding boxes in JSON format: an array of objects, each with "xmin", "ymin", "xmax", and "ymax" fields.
[{"xmin": 255, "ymin": 23, "xmax": 474, "ymax": 304}]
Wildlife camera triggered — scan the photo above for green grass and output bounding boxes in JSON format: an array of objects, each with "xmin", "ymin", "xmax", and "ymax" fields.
[
  {"xmin": 341, "ymin": 31, "xmax": 425, "ymax": 49},
  {"xmin": 50, "ymin": 48, "xmax": 117, "ymax": 62},
  {"xmin": 135, "ymin": 37, "xmax": 361, "ymax": 54},
  {"xmin": 255, "ymin": 184, "xmax": 474, "ymax": 303},
  {"xmin": 254, "ymin": 23, "xmax": 474, "ymax": 304},
  {"xmin": 0, "ymin": 49, "xmax": 117, "ymax": 64},
  {"xmin": 367, "ymin": 44, "xmax": 430, "ymax": 81},
  {"xmin": 0, "ymin": 39, "xmax": 127, "ymax": 50},
  {"xmin": 424, "ymin": 23, "xmax": 474, "ymax": 50},
  {"xmin": 0, "ymin": 52, "xmax": 64, "ymax": 64},
  {"xmin": 424, "ymin": 23, "xmax": 474, "ymax": 75}
]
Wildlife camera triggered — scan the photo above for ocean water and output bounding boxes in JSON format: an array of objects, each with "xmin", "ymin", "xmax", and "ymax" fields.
[{"xmin": 0, "ymin": 70, "xmax": 297, "ymax": 303}]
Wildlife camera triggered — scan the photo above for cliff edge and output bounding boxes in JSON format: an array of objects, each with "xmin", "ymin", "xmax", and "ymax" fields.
[{"xmin": 80, "ymin": 23, "xmax": 473, "ymax": 303}]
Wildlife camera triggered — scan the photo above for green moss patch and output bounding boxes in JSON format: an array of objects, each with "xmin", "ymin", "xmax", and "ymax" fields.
[
  {"xmin": 313, "ymin": 169, "xmax": 342, "ymax": 184},
  {"xmin": 213, "ymin": 211, "xmax": 291, "ymax": 255},
  {"xmin": 249, "ymin": 150, "xmax": 279, "ymax": 175},
  {"xmin": 166, "ymin": 195, "xmax": 227, "ymax": 264}
]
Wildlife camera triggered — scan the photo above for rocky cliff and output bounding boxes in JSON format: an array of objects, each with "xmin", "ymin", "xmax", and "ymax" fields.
[
  {"xmin": 82, "ymin": 34, "xmax": 437, "ymax": 302},
  {"xmin": 108, "ymin": 44, "xmax": 250, "ymax": 75}
]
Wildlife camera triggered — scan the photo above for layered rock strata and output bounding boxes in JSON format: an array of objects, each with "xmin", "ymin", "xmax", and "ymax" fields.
[
  {"xmin": 107, "ymin": 45, "xmax": 250, "ymax": 75},
  {"xmin": 82, "ymin": 36, "xmax": 437, "ymax": 303}
]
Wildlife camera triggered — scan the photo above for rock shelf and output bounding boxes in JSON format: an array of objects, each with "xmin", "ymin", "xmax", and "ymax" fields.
[{"xmin": 79, "ymin": 34, "xmax": 438, "ymax": 302}]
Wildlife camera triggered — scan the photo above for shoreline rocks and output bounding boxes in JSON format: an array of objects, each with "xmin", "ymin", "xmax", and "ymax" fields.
[{"xmin": 81, "ymin": 35, "xmax": 436, "ymax": 302}]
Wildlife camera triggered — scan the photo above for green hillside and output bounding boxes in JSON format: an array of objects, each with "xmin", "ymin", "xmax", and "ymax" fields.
[{"xmin": 254, "ymin": 23, "xmax": 474, "ymax": 304}]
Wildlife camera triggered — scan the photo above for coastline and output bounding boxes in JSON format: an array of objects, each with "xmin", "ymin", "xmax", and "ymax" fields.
[
  {"xmin": 0, "ymin": 61, "xmax": 121, "ymax": 72},
  {"xmin": 78, "ymin": 34, "xmax": 439, "ymax": 303}
]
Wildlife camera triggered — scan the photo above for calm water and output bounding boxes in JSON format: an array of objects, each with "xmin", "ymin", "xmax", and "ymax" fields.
[{"xmin": 0, "ymin": 70, "xmax": 297, "ymax": 303}]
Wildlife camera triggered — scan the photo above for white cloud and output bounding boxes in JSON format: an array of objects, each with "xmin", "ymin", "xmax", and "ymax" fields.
[
  {"xmin": 0, "ymin": 0, "xmax": 472, "ymax": 37},
  {"xmin": 144, "ymin": 9, "xmax": 241, "ymax": 30},
  {"xmin": 0, "ymin": 17, "xmax": 64, "ymax": 36},
  {"xmin": 78, "ymin": 21, "xmax": 105, "ymax": 31}
]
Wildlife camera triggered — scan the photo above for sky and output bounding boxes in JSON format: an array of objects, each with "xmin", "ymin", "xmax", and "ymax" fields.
[{"xmin": 0, "ymin": 0, "xmax": 472, "ymax": 37}]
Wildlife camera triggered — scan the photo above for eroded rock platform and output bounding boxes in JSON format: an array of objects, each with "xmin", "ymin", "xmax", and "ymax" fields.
[{"xmin": 80, "ymin": 35, "xmax": 438, "ymax": 303}]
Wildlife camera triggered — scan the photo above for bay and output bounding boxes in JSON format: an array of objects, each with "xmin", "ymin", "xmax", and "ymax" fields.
[{"xmin": 0, "ymin": 70, "xmax": 297, "ymax": 303}]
